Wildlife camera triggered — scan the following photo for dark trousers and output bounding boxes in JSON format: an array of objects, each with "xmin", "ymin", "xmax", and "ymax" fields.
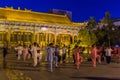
[
  {"xmin": 73, "ymin": 54, "xmax": 75, "ymax": 64},
  {"xmin": 62, "ymin": 54, "xmax": 66, "ymax": 63},
  {"xmin": 3, "ymin": 58, "xmax": 6, "ymax": 69},
  {"xmin": 106, "ymin": 56, "xmax": 111, "ymax": 64},
  {"xmin": 101, "ymin": 52, "xmax": 106, "ymax": 61},
  {"xmin": 57, "ymin": 55, "xmax": 61, "ymax": 63}
]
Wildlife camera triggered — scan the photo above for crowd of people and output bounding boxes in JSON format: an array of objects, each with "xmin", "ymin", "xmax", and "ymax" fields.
[
  {"xmin": 45, "ymin": 43, "xmax": 120, "ymax": 72},
  {"xmin": 88, "ymin": 45, "xmax": 120, "ymax": 65},
  {"xmin": 14, "ymin": 42, "xmax": 42, "ymax": 67},
  {"xmin": 2, "ymin": 42, "xmax": 120, "ymax": 72}
]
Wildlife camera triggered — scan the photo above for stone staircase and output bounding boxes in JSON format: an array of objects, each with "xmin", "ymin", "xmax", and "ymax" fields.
[{"xmin": 5, "ymin": 53, "xmax": 41, "ymax": 71}]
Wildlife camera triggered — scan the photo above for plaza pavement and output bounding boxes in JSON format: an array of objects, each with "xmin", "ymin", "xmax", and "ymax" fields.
[
  {"xmin": 0, "ymin": 69, "xmax": 8, "ymax": 80},
  {"xmin": 0, "ymin": 56, "xmax": 8, "ymax": 80},
  {"xmin": 1, "ymin": 53, "xmax": 120, "ymax": 80},
  {"xmin": 21, "ymin": 62, "xmax": 120, "ymax": 80}
]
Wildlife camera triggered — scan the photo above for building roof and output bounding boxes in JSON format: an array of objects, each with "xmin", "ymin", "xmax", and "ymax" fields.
[
  {"xmin": 0, "ymin": 7, "xmax": 85, "ymax": 27},
  {"xmin": 111, "ymin": 18, "xmax": 120, "ymax": 22}
]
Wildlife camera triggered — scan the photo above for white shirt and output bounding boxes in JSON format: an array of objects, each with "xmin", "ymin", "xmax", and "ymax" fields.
[
  {"xmin": 15, "ymin": 46, "xmax": 23, "ymax": 54},
  {"xmin": 105, "ymin": 48, "xmax": 113, "ymax": 56},
  {"xmin": 31, "ymin": 46, "xmax": 40, "ymax": 58}
]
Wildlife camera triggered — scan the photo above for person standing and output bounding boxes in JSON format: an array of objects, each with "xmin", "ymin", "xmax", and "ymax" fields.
[
  {"xmin": 54, "ymin": 45, "xmax": 60, "ymax": 65},
  {"xmin": 105, "ymin": 46, "xmax": 113, "ymax": 64},
  {"xmin": 91, "ymin": 46, "xmax": 101, "ymax": 68},
  {"xmin": 101, "ymin": 45, "xmax": 106, "ymax": 62},
  {"xmin": 37, "ymin": 44, "xmax": 42, "ymax": 65},
  {"xmin": 23, "ymin": 45, "xmax": 29, "ymax": 61},
  {"xmin": 62, "ymin": 45, "xmax": 67, "ymax": 63},
  {"xmin": 28, "ymin": 45, "xmax": 32, "ymax": 59},
  {"xmin": 74, "ymin": 46, "xmax": 83, "ymax": 69},
  {"xmin": 47, "ymin": 43, "xmax": 55, "ymax": 72},
  {"xmin": 31, "ymin": 42, "xmax": 40, "ymax": 67},
  {"xmin": 3, "ymin": 45, "xmax": 8, "ymax": 59},
  {"xmin": 3, "ymin": 45, "xmax": 8, "ymax": 69},
  {"xmin": 15, "ymin": 44, "xmax": 23, "ymax": 60}
]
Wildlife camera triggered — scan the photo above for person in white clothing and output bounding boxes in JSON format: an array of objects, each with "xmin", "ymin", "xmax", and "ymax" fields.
[
  {"xmin": 15, "ymin": 44, "xmax": 23, "ymax": 60},
  {"xmin": 47, "ymin": 43, "xmax": 55, "ymax": 72},
  {"xmin": 23, "ymin": 45, "xmax": 29, "ymax": 61},
  {"xmin": 105, "ymin": 46, "xmax": 113, "ymax": 64},
  {"xmin": 37, "ymin": 44, "xmax": 42, "ymax": 65},
  {"xmin": 31, "ymin": 42, "xmax": 40, "ymax": 67}
]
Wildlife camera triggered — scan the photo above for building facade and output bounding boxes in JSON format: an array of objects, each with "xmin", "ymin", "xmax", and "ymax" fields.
[{"xmin": 0, "ymin": 7, "xmax": 86, "ymax": 47}]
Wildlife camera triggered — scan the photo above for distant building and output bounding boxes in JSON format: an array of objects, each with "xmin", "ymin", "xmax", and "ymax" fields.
[
  {"xmin": 112, "ymin": 18, "xmax": 120, "ymax": 26},
  {"xmin": 48, "ymin": 9, "xmax": 72, "ymax": 21},
  {"xmin": 97, "ymin": 18, "xmax": 120, "ymax": 28}
]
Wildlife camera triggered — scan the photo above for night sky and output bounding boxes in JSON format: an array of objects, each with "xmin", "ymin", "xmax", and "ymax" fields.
[{"xmin": 0, "ymin": 0, "xmax": 120, "ymax": 22}]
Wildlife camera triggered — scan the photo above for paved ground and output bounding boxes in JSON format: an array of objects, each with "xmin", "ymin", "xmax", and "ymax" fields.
[
  {"xmin": 2, "ymin": 53, "xmax": 120, "ymax": 80},
  {"xmin": 0, "ymin": 69, "xmax": 8, "ymax": 80},
  {"xmin": 20, "ymin": 62, "xmax": 120, "ymax": 80},
  {"xmin": 0, "ymin": 55, "xmax": 9, "ymax": 80}
]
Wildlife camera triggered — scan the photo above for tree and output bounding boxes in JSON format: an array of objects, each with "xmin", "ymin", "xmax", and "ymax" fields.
[
  {"xmin": 101, "ymin": 12, "xmax": 114, "ymax": 29},
  {"xmin": 87, "ymin": 17, "xmax": 98, "ymax": 31},
  {"xmin": 101, "ymin": 12, "xmax": 116, "ymax": 46},
  {"xmin": 95, "ymin": 28, "xmax": 106, "ymax": 46},
  {"xmin": 78, "ymin": 28, "xmax": 97, "ymax": 47},
  {"xmin": 85, "ymin": 17, "xmax": 98, "ymax": 46}
]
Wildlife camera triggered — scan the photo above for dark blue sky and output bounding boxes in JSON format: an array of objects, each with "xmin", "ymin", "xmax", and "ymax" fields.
[{"xmin": 0, "ymin": 0, "xmax": 120, "ymax": 22}]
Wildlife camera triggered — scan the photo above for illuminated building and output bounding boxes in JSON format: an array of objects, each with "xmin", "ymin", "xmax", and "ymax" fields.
[{"xmin": 0, "ymin": 7, "xmax": 86, "ymax": 46}]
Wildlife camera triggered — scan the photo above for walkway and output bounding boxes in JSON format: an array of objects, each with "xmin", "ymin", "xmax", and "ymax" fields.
[
  {"xmin": 4, "ymin": 53, "xmax": 120, "ymax": 80},
  {"xmin": 21, "ymin": 62, "xmax": 120, "ymax": 80},
  {"xmin": 0, "ymin": 53, "xmax": 9, "ymax": 80}
]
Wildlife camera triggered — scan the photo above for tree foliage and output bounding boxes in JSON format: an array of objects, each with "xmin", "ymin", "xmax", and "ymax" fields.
[
  {"xmin": 87, "ymin": 17, "xmax": 97, "ymax": 30},
  {"xmin": 78, "ymin": 28, "xmax": 97, "ymax": 47},
  {"xmin": 77, "ymin": 12, "xmax": 120, "ymax": 47},
  {"xmin": 100, "ymin": 12, "xmax": 117, "ymax": 46}
]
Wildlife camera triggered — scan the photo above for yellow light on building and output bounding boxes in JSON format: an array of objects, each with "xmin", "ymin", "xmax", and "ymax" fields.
[{"xmin": 0, "ymin": 7, "xmax": 85, "ymax": 46}]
